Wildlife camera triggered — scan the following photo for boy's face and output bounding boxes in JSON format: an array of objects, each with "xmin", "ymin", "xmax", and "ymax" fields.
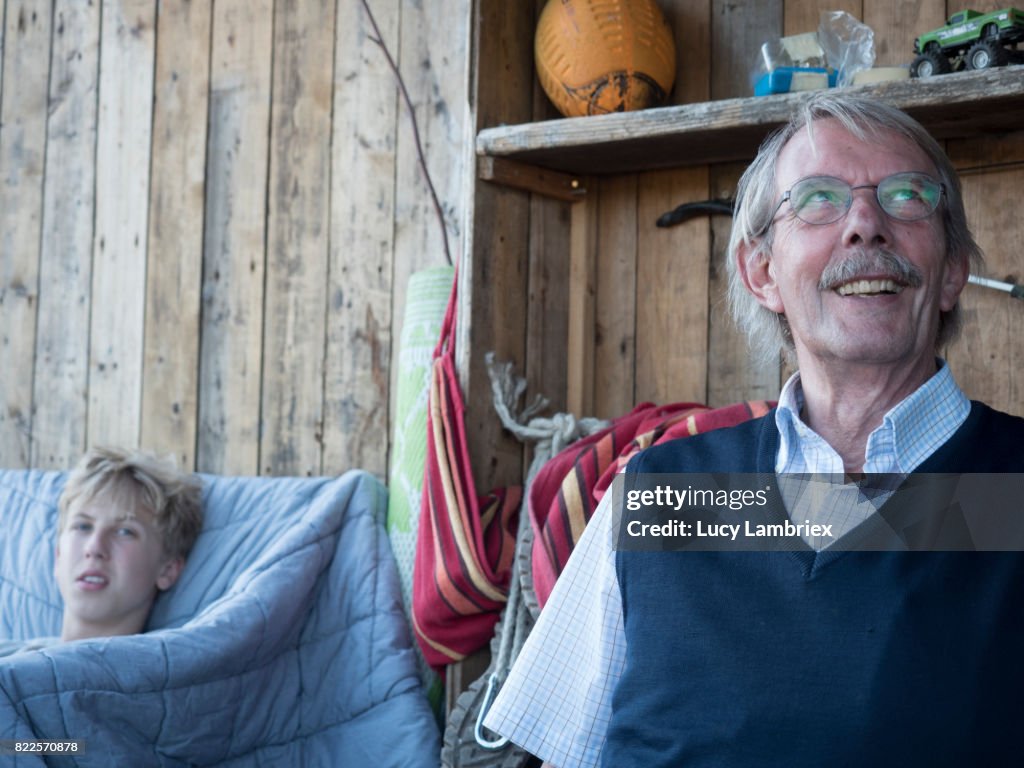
[{"xmin": 54, "ymin": 489, "xmax": 183, "ymax": 641}]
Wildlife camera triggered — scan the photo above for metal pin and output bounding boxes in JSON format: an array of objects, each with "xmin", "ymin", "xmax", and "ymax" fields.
[{"xmin": 968, "ymin": 274, "xmax": 1024, "ymax": 300}]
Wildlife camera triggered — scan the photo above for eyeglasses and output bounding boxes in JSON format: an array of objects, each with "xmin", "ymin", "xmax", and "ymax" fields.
[{"xmin": 768, "ymin": 172, "xmax": 945, "ymax": 229}]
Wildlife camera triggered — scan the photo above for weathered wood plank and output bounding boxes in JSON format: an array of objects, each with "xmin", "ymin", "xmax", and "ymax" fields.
[
  {"xmin": 636, "ymin": 167, "xmax": 710, "ymax": 405},
  {"xmin": 0, "ymin": 0, "xmax": 51, "ymax": 466},
  {"xmin": 567, "ymin": 193, "xmax": 598, "ymax": 416},
  {"xmin": 458, "ymin": 0, "xmax": 534, "ymax": 494},
  {"xmin": 394, "ymin": 0, "xmax": 468, "ymax": 279},
  {"xmin": 666, "ymin": 0, "xmax": 711, "ymax": 105},
  {"xmin": 461, "ymin": 177, "xmax": 533, "ymax": 493},
  {"xmin": 260, "ymin": 0, "xmax": 335, "ymax": 476},
  {"xmin": 476, "ymin": 67, "xmax": 1024, "ymax": 175},
  {"xmin": 141, "ymin": 0, "xmax": 211, "ymax": 470},
  {"xmin": 784, "ymin": 0, "xmax": 861, "ymax": 37},
  {"xmin": 947, "ymin": 133, "xmax": 1024, "ymax": 418},
  {"xmin": 0, "ymin": 2, "xmax": 5, "ymax": 87},
  {"xmin": 863, "ymin": 0, "xmax": 942, "ymax": 67},
  {"xmin": 526, "ymin": 196, "xmax": 572, "ymax": 415},
  {"xmin": 30, "ymin": 0, "xmax": 99, "ymax": 469},
  {"xmin": 593, "ymin": 175, "xmax": 638, "ymax": 418},
  {"xmin": 321, "ymin": 0, "xmax": 398, "ymax": 477},
  {"xmin": 88, "ymin": 0, "xmax": 156, "ymax": 449},
  {"xmin": 631, "ymin": 0, "xmax": 711, "ymax": 408},
  {"xmin": 196, "ymin": 0, "xmax": 273, "ymax": 476},
  {"xmin": 710, "ymin": 0, "xmax": 780, "ymax": 102}
]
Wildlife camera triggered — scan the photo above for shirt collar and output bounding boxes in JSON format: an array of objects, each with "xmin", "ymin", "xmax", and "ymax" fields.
[{"xmin": 774, "ymin": 361, "xmax": 970, "ymax": 475}]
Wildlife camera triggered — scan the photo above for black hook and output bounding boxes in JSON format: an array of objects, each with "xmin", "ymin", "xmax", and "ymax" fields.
[{"xmin": 656, "ymin": 199, "xmax": 735, "ymax": 228}]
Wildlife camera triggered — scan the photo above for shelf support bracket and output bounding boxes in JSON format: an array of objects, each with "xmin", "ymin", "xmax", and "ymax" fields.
[{"xmin": 477, "ymin": 156, "xmax": 587, "ymax": 201}]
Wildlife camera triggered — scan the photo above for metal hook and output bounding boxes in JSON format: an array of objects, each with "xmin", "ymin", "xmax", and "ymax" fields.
[{"xmin": 474, "ymin": 672, "xmax": 510, "ymax": 749}]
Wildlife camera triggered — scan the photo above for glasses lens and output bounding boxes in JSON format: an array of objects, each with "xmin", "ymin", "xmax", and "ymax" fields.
[
  {"xmin": 789, "ymin": 177, "xmax": 851, "ymax": 225},
  {"xmin": 877, "ymin": 173, "xmax": 943, "ymax": 220}
]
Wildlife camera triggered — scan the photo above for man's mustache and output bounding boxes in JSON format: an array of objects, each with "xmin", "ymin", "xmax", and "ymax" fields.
[{"xmin": 819, "ymin": 249, "xmax": 924, "ymax": 291}]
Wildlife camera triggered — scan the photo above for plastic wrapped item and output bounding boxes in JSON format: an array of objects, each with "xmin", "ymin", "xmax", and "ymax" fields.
[
  {"xmin": 752, "ymin": 11, "xmax": 877, "ymax": 95},
  {"xmin": 753, "ymin": 33, "xmax": 835, "ymax": 96},
  {"xmin": 754, "ymin": 67, "xmax": 836, "ymax": 96},
  {"xmin": 817, "ymin": 10, "xmax": 875, "ymax": 86},
  {"xmin": 757, "ymin": 37, "xmax": 793, "ymax": 74}
]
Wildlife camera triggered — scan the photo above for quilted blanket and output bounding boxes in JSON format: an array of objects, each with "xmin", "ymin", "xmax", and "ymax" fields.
[{"xmin": 0, "ymin": 468, "xmax": 440, "ymax": 766}]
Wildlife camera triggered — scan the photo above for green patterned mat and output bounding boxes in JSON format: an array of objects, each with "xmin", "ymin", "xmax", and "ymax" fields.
[{"xmin": 386, "ymin": 265, "xmax": 455, "ymax": 717}]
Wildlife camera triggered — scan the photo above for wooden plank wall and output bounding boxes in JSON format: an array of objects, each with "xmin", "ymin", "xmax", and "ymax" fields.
[
  {"xmin": 0, "ymin": 0, "xmax": 468, "ymax": 476},
  {"xmin": 483, "ymin": 0, "xmax": 1024, "ymax": 433},
  {"xmin": 4, "ymin": 0, "xmax": 1022, "ymax": 481}
]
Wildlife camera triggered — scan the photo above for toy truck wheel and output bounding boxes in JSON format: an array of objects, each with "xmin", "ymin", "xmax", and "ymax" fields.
[
  {"xmin": 966, "ymin": 39, "xmax": 1008, "ymax": 69},
  {"xmin": 911, "ymin": 51, "xmax": 951, "ymax": 77}
]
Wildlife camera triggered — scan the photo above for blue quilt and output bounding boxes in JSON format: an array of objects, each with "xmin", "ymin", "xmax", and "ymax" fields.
[{"xmin": 0, "ymin": 468, "xmax": 440, "ymax": 766}]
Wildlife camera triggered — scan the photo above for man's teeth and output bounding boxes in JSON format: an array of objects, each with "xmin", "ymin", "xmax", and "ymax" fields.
[{"xmin": 836, "ymin": 279, "xmax": 902, "ymax": 296}]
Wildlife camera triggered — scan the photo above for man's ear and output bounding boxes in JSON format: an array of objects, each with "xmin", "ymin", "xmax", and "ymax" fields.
[
  {"xmin": 736, "ymin": 238, "xmax": 785, "ymax": 313},
  {"xmin": 940, "ymin": 251, "xmax": 970, "ymax": 312},
  {"xmin": 156, "ymin": 557, "xmax": 184, "ymax": 592}
]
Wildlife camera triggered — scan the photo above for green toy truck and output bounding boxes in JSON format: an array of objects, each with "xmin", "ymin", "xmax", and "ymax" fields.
[{"xmin": 911, "ymin": 7, "xmax": 1024, "ymax": 77}]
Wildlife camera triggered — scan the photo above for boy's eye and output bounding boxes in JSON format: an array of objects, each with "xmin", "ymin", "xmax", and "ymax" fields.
[
  {"xmin": 116, "ymin": 527, "xmax": 138, "ymax": 537},
  {"xmin": 71, "ymin": 521, "xmax": 92, "ymax": 533}
]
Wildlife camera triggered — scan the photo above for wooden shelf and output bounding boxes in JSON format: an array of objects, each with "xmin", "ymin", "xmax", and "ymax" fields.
[{"xmin": 476, "ymin": 66, "xmax": 1024, "ymax": 176}]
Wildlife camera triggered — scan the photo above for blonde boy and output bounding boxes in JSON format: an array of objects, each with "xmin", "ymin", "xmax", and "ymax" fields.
[{"xmin": 53, "ymin": 447, "xmax": 203, "ymax": 642}]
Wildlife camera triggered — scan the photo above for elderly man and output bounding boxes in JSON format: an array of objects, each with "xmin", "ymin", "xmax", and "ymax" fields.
[{"xmin": 483, "ymin": 93, "xmax": 1024, "ymax": 767}]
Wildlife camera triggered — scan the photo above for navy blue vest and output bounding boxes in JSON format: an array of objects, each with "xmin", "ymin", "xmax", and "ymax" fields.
[{"xmin": 605, "ymin": 402, "xmax": 1024, "ymax": 767}]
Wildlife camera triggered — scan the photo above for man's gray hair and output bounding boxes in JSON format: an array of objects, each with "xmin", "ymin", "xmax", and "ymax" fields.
[{"xmin": 726, "ymin": 92, "xmax": 984, "ymax": 363}]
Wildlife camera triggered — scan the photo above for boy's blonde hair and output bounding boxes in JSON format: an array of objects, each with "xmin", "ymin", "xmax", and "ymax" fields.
[{"xmin": 58, "ymin": 446, "xmax": 204, "ymax": 561}]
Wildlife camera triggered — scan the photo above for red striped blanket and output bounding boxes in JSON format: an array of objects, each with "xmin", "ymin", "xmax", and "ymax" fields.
[
  {"xmin": 412, "ymin": 277, "xmax": 520, "ymax": 670},
  {"xmin": 528, "ymin": 399, "xmax": 774, "ymax": 608}
]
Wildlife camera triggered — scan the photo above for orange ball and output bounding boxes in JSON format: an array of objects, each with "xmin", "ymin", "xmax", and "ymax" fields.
[{"xmin": 535, "ymin": 0, "xmax": 677, "ymax": 118}]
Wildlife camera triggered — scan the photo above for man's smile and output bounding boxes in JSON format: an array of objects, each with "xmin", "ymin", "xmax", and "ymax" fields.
[
  {"xmin": 834, "ymin": 278, "xmax": 905, "ymax": 296},
  {"xmin": 816, "ymin": 249, "xmax": 922, "ymax": 300}
]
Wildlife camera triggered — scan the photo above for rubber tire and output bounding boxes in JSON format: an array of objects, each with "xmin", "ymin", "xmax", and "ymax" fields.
[
  {"xmin": 911, "ymin": 51, "xmax": 951, "ymax": 78},
  {"xmin": 441, "ymin": 670, "xmax": 536, "ymax": 768},
  {"xmin": 966, "ymin": 39, "xmax": 1008, "ymax": 70},
  {"xmin": 440, "ymin": 606, "xmax": 537, "ymax": 768}
]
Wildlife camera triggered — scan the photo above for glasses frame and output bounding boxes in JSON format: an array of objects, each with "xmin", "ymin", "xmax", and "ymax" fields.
[{"xmin": 765, "ymin": 172, "xmax": 946, "ymax": 234}]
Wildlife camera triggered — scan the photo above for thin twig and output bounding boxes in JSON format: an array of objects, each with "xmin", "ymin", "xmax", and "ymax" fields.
[{"xmin": 361, "ymin": 0, "xmax": 453, "ymax": 267}]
